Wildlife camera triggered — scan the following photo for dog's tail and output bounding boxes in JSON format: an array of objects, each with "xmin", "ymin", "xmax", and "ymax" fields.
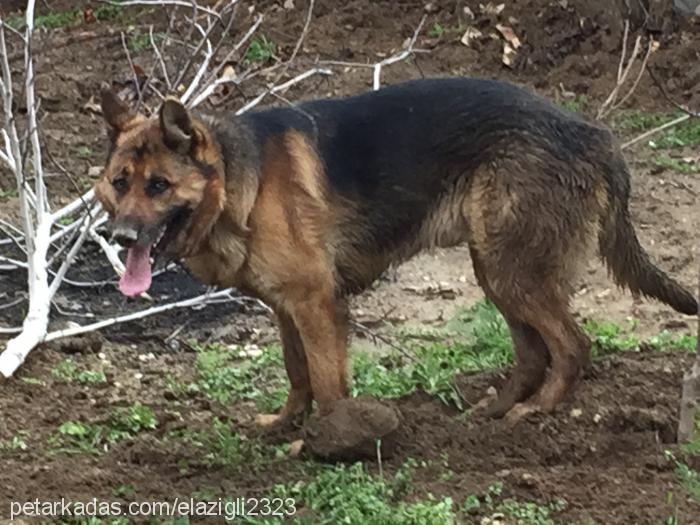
[{"xmin": 598, "ymin": 177, "xmax": 697, "ymax": 315}]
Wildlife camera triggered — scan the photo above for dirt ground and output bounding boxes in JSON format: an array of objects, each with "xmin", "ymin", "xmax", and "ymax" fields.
[{"xmin": 1, "ymin": 0, "xmax": 700, "ymax": 523}]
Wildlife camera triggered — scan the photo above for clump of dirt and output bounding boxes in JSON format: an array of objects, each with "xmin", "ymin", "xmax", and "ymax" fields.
[{"xmin": 304, "ymin": 397, "xmax": 401, "ymax": 461}]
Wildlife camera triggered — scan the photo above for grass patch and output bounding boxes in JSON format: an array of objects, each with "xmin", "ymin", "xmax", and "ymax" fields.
[
  {"xmin": 352, "ymin": 300, "xmax": 512, "ymax": 409},
  {"xmin": 171, "ymin": 417, "xmax": 280, "ymax": 468},
  {"xmin": 6, "ymin": 4, "xmax": 124, "ymax": 31},
  {"xmin": 462, "ymin": 482, "xmax": 566, "ymax": 524},
  {"xmin": 583, "ymin": 319, "xmax": 640, "ymax": 357},
  {"xmin": 558, "ymin": 94, "xmax": 588, "ymax": 114},
  {"xmin": 611, "ymin": 110, "xmax": 700, "ymax": 148},
  {"xmin": 127, "ymin": 30, "xmax": 165, "ymax": 54},
  {"xmin": 653, "ymin": 153, "xmax": 696, "ymax": 174},
  {"xmin": 190, "ymin": 342, "xmax": 287, "ymax": 412},
  {"xmin": 52, "ymin": 358, "xmax": 107, "ymax": 385},
  {"xmin": 264, "ymin": 461, "xmax": 454, "ymax": 525},
  {"xmin": 667, "ymin": 450, "xmax": 700, "ymax": 503},
  {"xmin": 244, "ymin": 36, "xmax": 277, "ymax": 64},
  {"xmin": 49, "ymin": 402, "xmax": 157, "ymax": 455}
]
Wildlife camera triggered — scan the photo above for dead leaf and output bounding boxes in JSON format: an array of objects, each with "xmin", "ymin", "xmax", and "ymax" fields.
[
  {"xmin": 502, "ymin": 42, "xmax": 517, "ymax": 68},
  {"xmin": 460, "ymin": 26, "xmax": 483, "ymax": 47},
  {"xmin": 480, "ymin": 2, "xmax": 505, "ymax": 15},
  {"xmin": 463, "ymin": 6, "xmax": 475, "ymax": 19},
  {"xmin": 496, "ymin": 24, "xmax": 521, "ymax": 49},
  {"xmin": 283, "ymin": 0, "xmax": 295, "ymax": 9}
]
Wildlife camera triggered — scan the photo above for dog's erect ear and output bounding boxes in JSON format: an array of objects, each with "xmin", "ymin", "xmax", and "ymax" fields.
[
  {"xmin": 100, "ymin": 87, "xmax": 133, "ymax": 135},
  {"xmin": 160, "ymin": 98, "xmax": 195, "ymax": 154}
]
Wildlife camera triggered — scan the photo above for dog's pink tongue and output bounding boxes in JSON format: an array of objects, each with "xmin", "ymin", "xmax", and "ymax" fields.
[{"xmin": 119, "ymin": 244, "xmax": 152, "ymax": 297}]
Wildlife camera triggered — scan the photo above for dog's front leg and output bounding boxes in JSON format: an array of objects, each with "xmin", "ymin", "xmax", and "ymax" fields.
[{"xmin": 288, "ymin": 291, "xmax": 348, "ymax": 415}]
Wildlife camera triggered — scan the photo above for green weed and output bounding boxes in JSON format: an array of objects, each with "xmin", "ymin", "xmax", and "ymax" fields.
[
  {"xmin": 558, "ymin": 95, "xmax": 588, "ymax": 114},
  {"xmin": 49, "ymin": 402, "xmax": 157, "ymax": 454},
  {"xmin": 174, "ymin": 417, "xmax": 265, "ymax": 467},
  {"xmin": 244, "ymin": 36, "xmax": 277, "ymax": 64},
  {"xmin": 583, "ymin": 319, "xmax": 640, "ymax": 356},
  {"xmin": 646, "ymin": 330, "xmax": 697, "ymax": 353},
  {"xmin": 128, "ymin": 30, "xmax": 164, "ymax": 54},
  {"xmin": 461, "ymin": 483, "xmax": 566, "ymax": 524},
  {"xmin": 0, "ymin": 435, "xmax": 28, "ymax": 452},
  {"xmin": 52, "ymin": 358, "xmax": 107, "ymax": 385},
  {"xmin": 429, "ymin": 23, "xmax": 445, "ymax": 38},
  {"xmin": 654, "ymin": 153, "xmax": 696, "ymax": 174},
  {"xmin": 667, "ymin": 451, "xmax": 700, "ymax": 502}
]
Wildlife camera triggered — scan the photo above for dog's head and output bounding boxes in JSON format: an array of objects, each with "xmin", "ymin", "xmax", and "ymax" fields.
[{"xmin": 95, "ymin": 90, "xmax": 226, "ymax": 297}]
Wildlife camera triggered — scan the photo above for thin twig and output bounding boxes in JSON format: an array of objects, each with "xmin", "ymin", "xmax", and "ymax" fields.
[{"xmin": 351, "ymin": 320, "xmax": 418, "ymax": 364}]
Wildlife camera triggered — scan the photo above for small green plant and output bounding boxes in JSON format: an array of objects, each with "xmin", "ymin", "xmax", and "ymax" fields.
[
  {"xmin": 558, "ymin": 95, "xmax": 588, "ymax": 114},
  {"xmin": 52, "ymin": 358, "xmax": 107, "ymax": 385},
  {"xmin": 666, "ymin": 451, "xmax": 700, "ymax": 502},
  {"xmin": 50, "ymin": 403, "xmax": 157, "ymax": 454},
  {"xmin": 173, "ymin": 418, "xmax": 265, "ymax": 467},
  {"xmin": 583, "ymin": 319, "xmax": 639, "ymax": 356},
  {"xmin": 654, "ymin": 153, "xmax": 696, "ymax": 174},
  {"xmin": 461, "ymin": 483, "xmax": 566, "ymax": 524},
  {"xmin": 0, "ymin": 435, "xmax": 28, "ymax": 452},
  {"xmin": 244, "ymin": 36, "xmax": 277, "ymax": 64},
  {"xmin": 646, "ymin": 330, "xmax": 696, "ymax": 353},
  {"xmin": 76, "ymin": 145, "xmax": 92, "ymax": 159},
  {"xmin": 128, "ymin": 30, "xmax": 164, "ymax": 54},
  {"xmin": 429, "ymin": 22, "xmax": 445, "ymax": 38},
  {"xmin": 113, "ymin": 484, "xmax": 135, "ymax": 498}
]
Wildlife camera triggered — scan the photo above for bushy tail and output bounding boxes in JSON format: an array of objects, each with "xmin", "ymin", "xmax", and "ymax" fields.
[{"xmin": 599, "ymin": 201, "xmax": 697, "ymax": 316}]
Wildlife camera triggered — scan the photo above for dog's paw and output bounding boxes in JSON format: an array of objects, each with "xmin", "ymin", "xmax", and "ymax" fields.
[{"xmin": 503, "ymin": 402, "xmax": 540, "ymax": 426}]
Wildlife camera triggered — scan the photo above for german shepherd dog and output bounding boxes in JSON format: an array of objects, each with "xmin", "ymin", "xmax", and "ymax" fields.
[{"xmin": 95, "ymin": 77, "xmax": 697, "ymax": 425}]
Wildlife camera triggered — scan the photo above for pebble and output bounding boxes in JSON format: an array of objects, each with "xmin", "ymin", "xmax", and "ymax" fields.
[{"xmin": 570, "ymin": 408, "xmax": 583, "ymax": 418}]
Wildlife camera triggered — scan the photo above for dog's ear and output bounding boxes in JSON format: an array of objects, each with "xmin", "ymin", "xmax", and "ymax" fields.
[
  {"xmin": 160, "ymin": 98, "xmax": 196, "ymax": 154},
  {"xmin": 100, "ymin": 87, "xmax": 133, "ymax": 137}
]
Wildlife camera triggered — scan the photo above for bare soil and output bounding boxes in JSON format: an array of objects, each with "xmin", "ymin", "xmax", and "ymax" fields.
[{"xmin": 1, "ymin": 0, "xmax": 700, "ymax": 523}]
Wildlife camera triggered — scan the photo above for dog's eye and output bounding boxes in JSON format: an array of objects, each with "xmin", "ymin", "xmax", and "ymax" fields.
[
  {"xmin": 147, "ymin": 177, "xmax": 170, "ymax": 196},
  {"xmin": 112, "ymin": 177, "xmax": 128, "ymax": 193}
]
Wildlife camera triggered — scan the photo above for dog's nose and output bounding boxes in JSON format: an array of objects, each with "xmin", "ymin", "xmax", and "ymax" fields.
[{"xmin": 111, "ymin": 225, "xmax": 139, "ymax": 248}]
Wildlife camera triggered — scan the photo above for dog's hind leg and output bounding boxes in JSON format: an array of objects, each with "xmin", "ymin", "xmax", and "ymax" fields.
[
  {"xmin": 504, "ymin": 295, "xmax": 590, "ymax": 422},
  {"xmin": 255, "ymin": 311, "xmax": 313, "ymax": 429},
  {"xmin": 470, "ymin": 250, "xmax": 550, "ymax": 417}
]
